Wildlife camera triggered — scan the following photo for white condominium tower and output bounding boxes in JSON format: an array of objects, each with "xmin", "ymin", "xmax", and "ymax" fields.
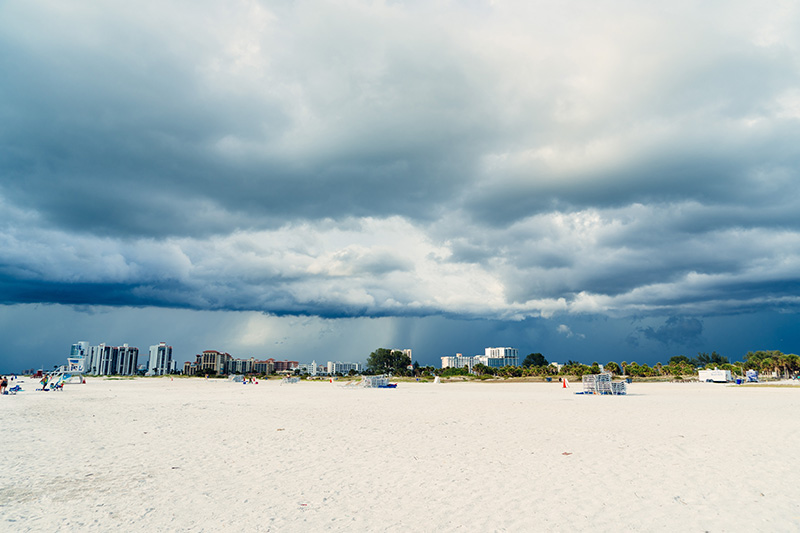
[
  {"xmin": 148, "ymin": 342, "xmax": 173, "ymax": 376},
  {"xmin": 481, "ymin": 347, "xmax": 519, "ymax": 367},
  {"xmin": 85, "ymin": 343, "xmax": 139, "ymax": 376}
]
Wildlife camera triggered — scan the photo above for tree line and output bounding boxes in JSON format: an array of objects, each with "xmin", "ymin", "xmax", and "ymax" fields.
[{"xmin": 365, "ymin": 348, "xmax": 800, "ymax": 380}]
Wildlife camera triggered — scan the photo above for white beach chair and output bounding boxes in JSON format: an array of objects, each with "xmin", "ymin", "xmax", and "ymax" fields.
[
  {"xmin": 595, "ymin": 373, "xmax": 612, "ymax": 395},
  {"xmin": 582, "ymin": 374, "xmax": 597, "ymax": 394},
  {"xmin": 611, "ymin": 381, "xmax": 627, "ymax": 395},
  {"xmin": 362, "ymin": 375, "xmax": 390, "ymax": 388}
]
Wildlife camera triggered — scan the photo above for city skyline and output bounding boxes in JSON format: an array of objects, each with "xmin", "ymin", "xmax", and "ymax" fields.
[{"xmin": 2, "ymin": 1, "xmax": 799, "ymax": 372}]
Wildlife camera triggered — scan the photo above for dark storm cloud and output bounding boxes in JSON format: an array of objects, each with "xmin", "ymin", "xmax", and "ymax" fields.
[
  {"xmin": 465, "ymin": 129, "xmax": 800, "ymax": 228},
  {"xmin": 1, "ymin": 0, "xmax": 800, "ymax": 339},
  {"xmin": 638, "ymin": 316, "xmax": 704, "ymax": 346},
  {"xmin": 0, "ymin": 0, "xmax": 495, "ymax": 238}
]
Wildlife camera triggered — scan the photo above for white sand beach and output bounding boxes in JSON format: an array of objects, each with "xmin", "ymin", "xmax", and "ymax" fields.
[{"xmin": 2, "ymin": 377, "xmax": 799, "ymax": 532}]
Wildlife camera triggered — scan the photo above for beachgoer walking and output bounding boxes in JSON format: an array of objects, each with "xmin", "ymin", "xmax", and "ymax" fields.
[{"xmin": 1, "ymin": 376, "xmax": 8, "ymax": 395}]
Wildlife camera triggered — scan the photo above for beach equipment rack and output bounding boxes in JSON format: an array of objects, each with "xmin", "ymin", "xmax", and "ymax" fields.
[
  {"xmin": 361, "ymin": 375, "xmax": 397, "ymax": 388},
  {"xmin": 581, "ymin": 372, "xmax": 626, "ymax": 395}
]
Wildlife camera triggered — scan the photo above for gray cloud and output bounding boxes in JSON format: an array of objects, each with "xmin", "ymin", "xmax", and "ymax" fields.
[
  {"xmin": 1, "ymin": 1, "xmax": 800, "ymax": 372},
  {"xmin": 637, "ymin": 316, "xmax": 704, "ymax": 346}
]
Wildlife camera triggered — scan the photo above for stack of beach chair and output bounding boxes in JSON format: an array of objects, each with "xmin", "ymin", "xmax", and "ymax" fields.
[
  {"xmin": 610, "ymin": 381, "xmax": 627, "ymax": 395},
  {"xmin": 582, "ymin": 374, "xmax": 597, "ymax": 394},
  {"xmin": 362, "ymin": 375, "xmax": 389, "ymax": 388},
  {"xmin": 581, "ymin": 372, "xmax": 626, "ymax": 395}
]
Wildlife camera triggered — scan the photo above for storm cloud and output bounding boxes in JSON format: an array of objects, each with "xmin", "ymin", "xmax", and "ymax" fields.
[{"xmin": 1, "ymin": 1, "xmax": 799, "ymax": 369}]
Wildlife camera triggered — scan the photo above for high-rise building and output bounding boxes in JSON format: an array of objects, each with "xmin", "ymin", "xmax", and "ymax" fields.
[
  {"xmin": 479, "ymin": 347, "xmax": 519, "ymax": 367},
  {"xmin": 199, "ymin": 350, "xmax": 230, "ymax": 374},
  {"xmin": 117, "ymin": 344, "xmax": 139, "ymax": 375},
  {"xmin": 441, "ymin": 348, "xmax": 519, "ymax": 371},
  {"xmin": 147, "ymin": 342, "xmax": 173, "ymax": 376},
  {"xmin": 86, "ymin": 343, "xmax": 105, "ymax": 375},
  {"xmin": 84, "ymin": 343, "xmax": 139, "ymax": 376}
]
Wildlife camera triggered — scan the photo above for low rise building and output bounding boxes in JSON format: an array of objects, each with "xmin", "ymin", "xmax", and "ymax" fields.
[
  {"xmin": 327, "ymin": 361, "xmax": 362, "ymax": 375},
  {"xmin": 269, "ymin": 358, "xmax": 299, "ymax": 373},
  {"xmin": 226, "ymin": 357, "xmax": 255, "ymax": 375},
  {"xmin": 253, "ymin": 360, "xmax": 275, "ymax": 374},
  {"xmin": 298, "ymin": 360, "xmax": 327, "ymax": 375},
  {"xmin": 441, "ymin": 353, "xmax": 477, "ymax": 371},
  {"xmin": 183, "ymin": 361, "xmax": 197, "ymax": 376}
]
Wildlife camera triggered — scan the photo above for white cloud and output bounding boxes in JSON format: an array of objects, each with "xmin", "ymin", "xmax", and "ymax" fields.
[
  {"xmin": 557, "ymin": 324, "xmax": 585, "ymax": 339},
  {"xmin": 1, "ymin": 0, "xmax": 799, "ymax": 328}
]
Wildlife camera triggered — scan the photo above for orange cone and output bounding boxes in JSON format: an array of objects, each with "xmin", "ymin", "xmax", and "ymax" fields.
[{"xmin": 562, "ymin": 378, "xmax": 566, "ymax": 388}]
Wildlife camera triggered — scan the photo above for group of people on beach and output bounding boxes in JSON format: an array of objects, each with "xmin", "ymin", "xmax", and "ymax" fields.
[
  {"xmin": 0, "ymin": 374, "xmax": 68, "ymax": 394},
  {"xmin": 38, "ymin": 375, "xmax": 63, "ymax": 391}
]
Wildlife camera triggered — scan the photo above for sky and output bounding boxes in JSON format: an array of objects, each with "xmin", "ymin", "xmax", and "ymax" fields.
[{"xmin": 2, "ymin": 0, "xmax": 800, "ymax": 372}]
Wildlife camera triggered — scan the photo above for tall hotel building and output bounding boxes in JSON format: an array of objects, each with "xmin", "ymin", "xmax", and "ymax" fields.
[
  {"xmin": 441, "ymin": 347, "xmax": 519, "ymax": 370},
  {"xmin": 147, "ymin": 342, "xmax": 173, "ymax": 376},
  {"xmin": 85, "ymin": 343, "xmax": 139, "ymax": 376},
  {"xmin": 481, "ymin": 347, "xmax": 519, "ymax": 367}
]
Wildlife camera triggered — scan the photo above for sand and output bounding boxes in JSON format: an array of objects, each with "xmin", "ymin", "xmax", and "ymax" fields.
[{"xmin": 2, "ymin": 377, "xmax": 799, "ymax": 532}]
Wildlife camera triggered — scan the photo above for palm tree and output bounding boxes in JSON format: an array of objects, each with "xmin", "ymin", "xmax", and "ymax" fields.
[
  {"xmin": 777, "ymin": 353, "xmax": 800, "ymax": 379},
  {"xmin": 760, "ymin": 357, "xmax": 776, "ymax": 378},
  {"xmin": 786, "ymin": 354, "xmax": 800, "ymax": 378}
]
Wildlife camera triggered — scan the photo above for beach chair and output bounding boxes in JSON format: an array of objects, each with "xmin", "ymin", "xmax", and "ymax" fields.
[
  {"xmin": 582, "ymin": 374, "xmax": 597, "ymax": 394},
  {"xmin": 611, "ymin": 381, "xmax": 627, "ymax": 395},
  {"xmin": 362, "ymin": 375, "xmax": 393, "ymax": 388},
  {"xmin": 595, "ymin": 373, "xmax": 612, "ymax": 395}
]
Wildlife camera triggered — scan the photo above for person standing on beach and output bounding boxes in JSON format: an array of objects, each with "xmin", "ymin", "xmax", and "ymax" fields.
[{"xmin": 1, "ymin": 376, "xmax": 8, "ymax": 395}]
